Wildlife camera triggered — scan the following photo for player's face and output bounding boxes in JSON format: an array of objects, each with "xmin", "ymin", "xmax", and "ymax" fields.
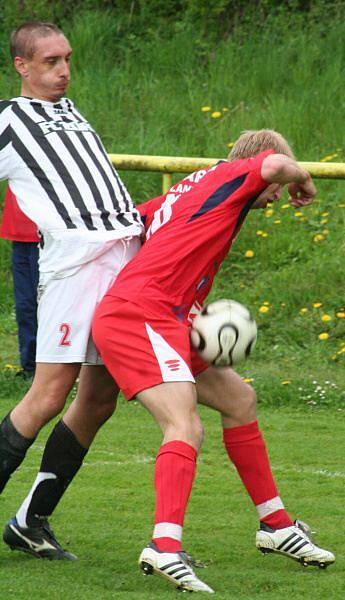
[
  {"xmin": 15, "ymin": 34, "xmax": 72, "ymax": 103},
  {"xmin": 252, "ymin": 183, "xmax": 282, "ymax": 209}
]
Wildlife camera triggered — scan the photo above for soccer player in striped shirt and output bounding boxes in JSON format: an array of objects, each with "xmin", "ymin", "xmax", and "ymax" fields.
[
  {"xmin": 0, "ymin": 21, "xmax": 142, "ymax": 558},
  {"xmin": 93, "ymin": 131, "xmax": 335, "ymax": 592}
]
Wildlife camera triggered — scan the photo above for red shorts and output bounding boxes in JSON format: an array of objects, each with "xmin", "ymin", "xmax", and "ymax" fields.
[{"xmin": 92, "ymin": 296, "xmax": 208, "ymax": 399}]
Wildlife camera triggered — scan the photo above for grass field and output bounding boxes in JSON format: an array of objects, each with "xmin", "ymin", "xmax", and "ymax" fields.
[
  {"xmin": 0, "ymin": 4, "xmax": 344, "ymax": 598},
  {"xmin": 0, "ymin": 385, "xmax": 344, "ymax": 599}
]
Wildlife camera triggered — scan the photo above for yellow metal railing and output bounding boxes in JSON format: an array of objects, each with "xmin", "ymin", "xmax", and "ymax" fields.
[{"xmin": 108, "ymin": 153, "xmax": 345, "ymax": 194}]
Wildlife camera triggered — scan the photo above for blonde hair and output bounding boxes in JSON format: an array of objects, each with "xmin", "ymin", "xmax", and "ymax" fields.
[{"xmin": 228, "ymin": 129, "xmax": 295, "ymax": 161}]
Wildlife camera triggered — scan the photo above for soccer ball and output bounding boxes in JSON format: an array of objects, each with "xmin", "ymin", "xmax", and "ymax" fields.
[{"xmin": 190, "ymin": 299, "xmax": 257, "ymax": 367}]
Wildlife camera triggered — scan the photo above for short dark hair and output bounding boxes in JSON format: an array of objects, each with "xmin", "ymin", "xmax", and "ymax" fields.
[{"xmin": 10, "ymin": 21, "xmax": 65, "ymax": 60}]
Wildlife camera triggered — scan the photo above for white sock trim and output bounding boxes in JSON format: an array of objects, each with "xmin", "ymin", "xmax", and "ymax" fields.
[
  {"xmin": 256, "ymin": 496, "xmax": 285, "ymax": 519},
  {"xmin": 153, "ymin": 522, "xmax": 183, "ymax": 541},
  {"xmin": 16, "ymin": 472, "xmax": 57, "ymax": 528}
]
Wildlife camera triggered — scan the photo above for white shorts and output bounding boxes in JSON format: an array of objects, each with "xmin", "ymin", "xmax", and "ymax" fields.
[{"xmin": 36, "ymin": 236, "xmax": 141, "ymax": 363}]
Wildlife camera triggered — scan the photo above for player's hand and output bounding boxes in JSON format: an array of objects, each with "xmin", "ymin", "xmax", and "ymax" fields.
[{"xmin": 287, "ymin": 176, "xmax": 317, "ymax": 208}]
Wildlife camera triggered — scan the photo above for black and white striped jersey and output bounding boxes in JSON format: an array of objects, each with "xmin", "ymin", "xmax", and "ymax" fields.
[{"xmin": 0, "ymin": 97, "xmax": 142, "ymax": 240}]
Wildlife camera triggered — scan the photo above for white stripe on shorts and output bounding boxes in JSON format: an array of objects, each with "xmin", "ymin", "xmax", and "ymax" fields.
[
  {"xmin": 256, "ymin": 496, "xmax": 285, "ymax": 519},
  {"xmin": 153, "ymin": 522, "xmax": 183, "ymax": 541},
  {"xmin": 145, "ymin": 323, "xmax": 195, "ymax": 383}
]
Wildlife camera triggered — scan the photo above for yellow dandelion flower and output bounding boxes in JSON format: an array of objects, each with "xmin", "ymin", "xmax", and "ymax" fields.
[
  {"xmin": 227, "ymin": 142, "xmax": 234, "ymax": 148},
  {"xmin": 201, "ymin": 106, "xmax": 211, "ymax": 112},
  {"xmin": 336, "ymin": 311, "xmax": 345, "ymax": 318},
  {"xmin": 222, "ymin": 107, "xmax": 229, "ymax": 112},
  {"xmin": 211, "ymin": 111, "xmax": 222, "ymax": 118},
  {"xmin": 313, "ymin": 234, "xmax": 325, "ymax": 242},
  {"xmin": 243, "ymin": 377, "xmax": 253, "ymax": 383},
  {"xmin": 274, "ymin": 219, "xmax": 281, "ymax": 224},
  {"xmin": 261, "ymin": 232, "xmax": 268, "ymax": 238},
  {"xmin": 245, "ymin": 250, "xmax": 254, "ymax": 258},
  {"xmin": 4, "ymin": 364, "xmax": 15, "ymax": 370},
  {"xmin": 294, "ymin": 211, "xmax": 303, "ymax": 217},
  {"xmin": 282, "ymin": 204, "xmax": 290, "ymax": 209},
  {"xmin": 265, "ymin": 209, "xmax": 274, "ymax": 217},
  {"xmin": 313, "ymin": 302, "xmax": 322, "ymax": 308},
  {"xmin": 338, "ymin": 203, "xmax": 345, "ymax": 208},
  {"xmin": 259, "ymin": 306, "xmax": 269, "ymax": 313},
  {"xmin": 321, "ymin": 314, "xmax": 332, "ymax": 322},
  {"xmin": 256, "ymin": 230, "xmax": 263, "ymax": 236},
  {"xmin": 281, "ymin": 380, "xmax": 291, "ymax": 385},
  {"xmin": 318, "ymin": 332, "xmax": 329, "ymax": 340},
  {"xmin": 320, "ymin": 219, "xmax": 328, "ymax": 225},
  {"xmin": 299, "ymin": 308, "xmax": 308, "ymax": 315},
  {"xmin": 263, "ymin": 301, "xmax": 270, "ymax": 306},
  {"xmin": 337, "ymin": 347, "xmax": 345, "ymax": 354},
  {"xmin": 322, "ymin": 229, "xmax": 329, "ymax": 235},
  {"xmin": 321, "ymin": 212, "xmax": 329, "ymax": 217}
]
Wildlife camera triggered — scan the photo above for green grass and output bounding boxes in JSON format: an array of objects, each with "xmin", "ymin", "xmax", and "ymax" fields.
[
  {"xmin": 0, "ymin": 388, "xmax": 343, "ymax": 599},
  {"xmin": 0, "ymin": 7, "xmax": 344, "ymax": 596}
]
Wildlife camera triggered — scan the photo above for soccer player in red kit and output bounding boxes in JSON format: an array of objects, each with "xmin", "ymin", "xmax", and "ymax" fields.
[{"xmin": 93, "ymin": 130, "xmax": 335, "ymax": 593}]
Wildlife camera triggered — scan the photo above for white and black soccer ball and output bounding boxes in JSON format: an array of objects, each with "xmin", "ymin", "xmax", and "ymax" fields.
[{"xmin": 190, "ymin": 299, "xmax": 257, "ymax": 367}]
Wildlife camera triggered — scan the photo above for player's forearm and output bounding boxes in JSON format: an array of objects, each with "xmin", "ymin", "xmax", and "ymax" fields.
[{"xmin": 262, "ymin": 154, "xmax": 310, "ymax": 185}]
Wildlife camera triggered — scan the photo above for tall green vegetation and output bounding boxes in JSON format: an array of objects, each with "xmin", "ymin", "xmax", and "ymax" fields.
[{"xmin": 0, "ymin": 1, "xmax": 344, "ymax": 400}]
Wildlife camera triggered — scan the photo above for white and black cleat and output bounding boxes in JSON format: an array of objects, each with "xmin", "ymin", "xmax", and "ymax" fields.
[
  {"xmin": 139, "ymin": 542, "xmax": 214, "ymax": 593},
  {"xmin": 256, "ymin": 519, "xmax": 335, "ymax": 569},
  {"xmin": 3, "ymin": 517, "xmax": 77, "ymax": 560}
]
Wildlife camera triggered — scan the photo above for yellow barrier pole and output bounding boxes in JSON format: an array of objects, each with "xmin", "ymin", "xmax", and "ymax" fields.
[
  {"xmin": 108, "ymin": 153, "xmax": 345, "ymax": 180},
  {"xmin": 162, "ymin": 173, "xmax": 173, "ymax": 194}
]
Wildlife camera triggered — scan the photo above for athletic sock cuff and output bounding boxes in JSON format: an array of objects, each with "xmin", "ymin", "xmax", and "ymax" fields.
[
  {"xmin": 57, "ymin": 420, "xmax": 88, "ymax": 457},
  {"xmin": 156, "ymin": 440, "xmax": 197, "ymax": 462},
  {"xmin": 223, "ymin": 419, "xmax": 260, "ymax": 445},
  {"xmin": 0, "ymin": 413, "xmax": 35, "ymax": 452}
]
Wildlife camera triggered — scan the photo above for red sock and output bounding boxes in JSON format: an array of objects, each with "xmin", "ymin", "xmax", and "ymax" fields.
[
  {"xmin": 152, "ymin": 440, "xmax": 197, "ymax": 552},
  {"xmin": 223, "ymin": 420, "xmax": 293, "ymax": 529}
]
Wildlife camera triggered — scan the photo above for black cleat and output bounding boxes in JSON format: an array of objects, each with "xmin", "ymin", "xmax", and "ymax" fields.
[{"xmin": 3, "ymin": 518, "xmax": 77, "ymax": 560}]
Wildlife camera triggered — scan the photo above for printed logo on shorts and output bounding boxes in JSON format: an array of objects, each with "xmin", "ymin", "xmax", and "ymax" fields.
[
  {"xmin": 59, "ymin": 323, "xmax": 71, "ymax": 346},
  {"xmin": 165, "ymin": 359, "xmax": 181, "ymax": 372}
]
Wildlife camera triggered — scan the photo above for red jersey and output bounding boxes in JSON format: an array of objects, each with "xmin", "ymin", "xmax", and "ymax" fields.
[
  {"xmin": 109, "ymin": 150, "xmax": 273, "ymax": 321},
  {"xmin": 0, "ymin": 186, "xmax": 39, "ymax": 242}
]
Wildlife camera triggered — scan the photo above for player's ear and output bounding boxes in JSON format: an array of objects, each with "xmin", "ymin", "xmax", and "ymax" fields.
[{"xmin": 14, "ymin": 56, "xmax": 29, "ymax": 78}]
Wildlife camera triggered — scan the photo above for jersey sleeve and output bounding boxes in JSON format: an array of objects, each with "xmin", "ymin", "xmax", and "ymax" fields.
[
  {"xmin": 137, "ymin": 195, "xmax": 164, "ymax": 231},
  {"xmin": 220, "ymin": 149, "xmax": 275, "ymax": 209},
  {"xmin": 244, "ymin": 149, "xmax": 275, "ymax": 187},
  {"xmin": 0, "ymin": 102, "xmax": 12, "ymax": 181}
]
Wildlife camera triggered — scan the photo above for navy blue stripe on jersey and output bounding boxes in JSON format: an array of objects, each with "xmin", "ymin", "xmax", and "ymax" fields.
[
  {"xmin": 12, "ymin": 103, "xmax": 97, "ymax": 231},
  {"xmin": 91, "ymin": 133, "xmax": 131, "ymax": 214},
  {"xmin": 11, "ymin": 131, "xmax": 77, "ymax": 229},
  {"xmin": 32, "ymin": 105, "xmax": 114, "ymax": 231},
  {"xmin": 188, "ymin": 173, "xmax": 247, "ymax": 222},
  {"xmin": 231, "ymin": 191, "xmax": 261, "ymax": 239},
  {"xmin": 231, "ymin": 191, "xmax": 262, "ymax": 239},
  {"xmin": 0, "ymin": 125, "xmax": 11, "ymax": 151}
]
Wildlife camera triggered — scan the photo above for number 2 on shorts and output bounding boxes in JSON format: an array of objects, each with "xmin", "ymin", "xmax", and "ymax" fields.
[{"xmin": 59, "ymin": 323, "xmax": 71, "ymax": 346}]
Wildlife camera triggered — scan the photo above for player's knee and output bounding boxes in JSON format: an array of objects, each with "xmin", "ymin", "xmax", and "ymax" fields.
[
  {"xmin": 230, "ymin": 383, "xmax": 257, "ymax": 423},
  {"xmin": 34, "ymin": 392, "xmax": 67, "ymax": 424}
]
